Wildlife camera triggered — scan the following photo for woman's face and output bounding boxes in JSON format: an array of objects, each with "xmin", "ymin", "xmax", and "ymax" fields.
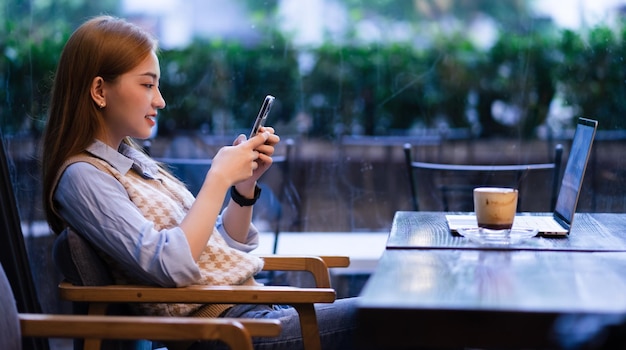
[{"xmin": 100, "ymin": 51, "xmax": 166, "ymax": 147}]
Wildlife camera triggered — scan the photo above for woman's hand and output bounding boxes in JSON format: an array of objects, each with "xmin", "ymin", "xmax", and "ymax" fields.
[
  {"xmin": 207, "ymin": 131, "xmax": 270, "ymax": 188},
  {"xmin": 217, "ymin": 127, "xmax": 280, "ymax": 244},
  {"xmin": 207, "ymin": 127, "xmax": 279, "ymax": 188},
  {"xmin": 246, "ymin": 126, "xmax": 280, "ymax": 182},
  {"xmin": 184, "ymin": 132, "xmax": 273, "ymax": 260},
  {"xmin": 230, "ymin": 126, "xmax": 280, "ymax": 184}
]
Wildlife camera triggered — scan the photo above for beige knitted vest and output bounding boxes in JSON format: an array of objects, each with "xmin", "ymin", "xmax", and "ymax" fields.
[{"xmin": 58, "ymin": 154, "xmax": 264, "ymax": 317}]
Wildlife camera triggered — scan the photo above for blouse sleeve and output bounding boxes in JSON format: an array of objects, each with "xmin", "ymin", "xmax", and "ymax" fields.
[{"xmin": 215, "ymin": 207, "xmax": 260, "ymax": 252}]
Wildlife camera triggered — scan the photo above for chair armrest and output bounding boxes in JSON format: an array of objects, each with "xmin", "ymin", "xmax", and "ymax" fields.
[
  {"xmin": 236, "ymin": 319, "xmax": 283, "ymax": 337},
  {"xmin": 20, "ymin": 313, "xmax": 280, "ymax": 349},
  {"xmin": 257, "ymin": 255, "xmax": 350, "ymax": 288},
  {"xmin": 318, "ymin": 256, "xmax": 350, "ymax": 268},
  {"xmin": 256, "ymin": 256, "xmax": 350, "ymax": 269},
  {"xmin": 59, "ymin": 282, "xmax": 336, "ymax": 305},
  {"xmin": 58, "ymin": 282, "xmax": 332, "ymax": 350}
]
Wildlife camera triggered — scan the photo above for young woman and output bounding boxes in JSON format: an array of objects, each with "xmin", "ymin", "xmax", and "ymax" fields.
[{"xmin": 41, "ymin": 15, "xmax": 356, "ymax": 350}]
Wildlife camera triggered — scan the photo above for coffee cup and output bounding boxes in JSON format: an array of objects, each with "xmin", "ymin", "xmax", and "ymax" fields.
[{"xmin": 473, "ymin": 187, "xmax": 518, "ymax": 231}]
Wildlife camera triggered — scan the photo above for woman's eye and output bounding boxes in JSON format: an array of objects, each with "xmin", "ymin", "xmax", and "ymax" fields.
[{"xmin": 144, "ymin": 84, "xmax": 155, "ymax": 88}]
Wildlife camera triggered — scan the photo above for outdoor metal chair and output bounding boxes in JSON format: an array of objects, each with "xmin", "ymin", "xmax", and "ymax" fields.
[{"xmin": 403, "ymin": 142, "xmax": 564, "ymax": 212}]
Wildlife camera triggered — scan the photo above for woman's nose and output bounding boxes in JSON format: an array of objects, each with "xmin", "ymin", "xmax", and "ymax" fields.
[{"xmin": 154, "ymin": 89, "xmax": 166, "ymax": 109}]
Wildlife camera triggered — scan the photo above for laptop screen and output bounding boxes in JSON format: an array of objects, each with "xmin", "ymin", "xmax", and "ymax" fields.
[{"xmin": 554, "ymin": 118, "xmax": 598, "ymax": 226}]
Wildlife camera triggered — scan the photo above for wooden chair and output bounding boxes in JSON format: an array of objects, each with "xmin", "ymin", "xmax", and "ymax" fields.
[
  {"xmin": 0, "ymin": 261, "xmax": 280, "ymax": 350},
  {"xmin": 53, "ymin": 227, "xmax": 348, "ymax": 350},
  {"xmin": 403, "ymin": 142, "xmax": 563, "ymax": 212}
]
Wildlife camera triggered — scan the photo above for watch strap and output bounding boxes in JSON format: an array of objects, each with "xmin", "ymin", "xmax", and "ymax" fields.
[{"xmin": 230, "ymin": 185, "xmax": 262, "ymax": 207}]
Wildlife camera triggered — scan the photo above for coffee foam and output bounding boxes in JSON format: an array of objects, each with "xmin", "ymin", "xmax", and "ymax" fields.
[{"xmin": 474, "ymin": 187, "xmax": 517, "ymax": 193}]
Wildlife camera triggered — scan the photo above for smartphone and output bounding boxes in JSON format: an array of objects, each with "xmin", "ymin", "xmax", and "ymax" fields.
[{"xmin": 249, "ymin": 95, "xmax": 275, "ymax": 138}]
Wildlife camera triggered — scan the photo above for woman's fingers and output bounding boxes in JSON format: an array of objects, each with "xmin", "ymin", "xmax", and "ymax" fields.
[{"xmin": 209, "ymin": 129, "xmax": 279, "ymax": 185}]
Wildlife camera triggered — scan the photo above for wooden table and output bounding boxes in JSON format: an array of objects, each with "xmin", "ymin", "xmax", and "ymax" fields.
[
  {"xmin": 356, "ymin": 211, "xmax": 626, "ymax": 349},
  {"xmin": 386, "ymin": 211, "xmax": 626, "ymax": 251}
]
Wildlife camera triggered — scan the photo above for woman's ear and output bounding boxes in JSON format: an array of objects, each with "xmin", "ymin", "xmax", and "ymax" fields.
[{"xmin": 90, "ymin": 76, "xmax": 106, "ymax": 109}]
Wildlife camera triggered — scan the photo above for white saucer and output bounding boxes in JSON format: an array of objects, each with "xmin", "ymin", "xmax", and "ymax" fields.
[{"xmin": 458, "ymin": 227, "xmax": 539, "ymax": 245}]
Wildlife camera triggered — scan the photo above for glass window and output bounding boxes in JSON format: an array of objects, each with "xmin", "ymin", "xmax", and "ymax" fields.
[{"xmin": 2, "ymin": 2, "xmax": 625, "ymax": 348}]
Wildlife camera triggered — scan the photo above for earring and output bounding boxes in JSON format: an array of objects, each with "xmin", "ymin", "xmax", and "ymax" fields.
[{"xmin": 100, "ymin": 102, "xmax": 105, "ymax": 108}]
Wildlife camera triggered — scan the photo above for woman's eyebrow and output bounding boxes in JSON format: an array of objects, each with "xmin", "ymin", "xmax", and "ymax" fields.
[{"xmin": 137, "ymin": 72, "xmax": 158, "ymax": 79}]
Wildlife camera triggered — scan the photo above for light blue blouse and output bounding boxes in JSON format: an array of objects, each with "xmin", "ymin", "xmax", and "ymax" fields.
[{"xmin": 53, "ymin": 140, "xmax": 259, "ymax": 288}]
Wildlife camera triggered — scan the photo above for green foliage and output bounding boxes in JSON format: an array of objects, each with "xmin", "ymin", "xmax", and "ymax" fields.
[
  {"xmin": 0, "ymin": 18, "xmax": 70, "ymax": 133},
  {"xmin": 342, "ymin": 0, "xmax": 418, "ymax": 21},
  {"xmin": 475, "ymin": 26, "xmax": 561, "ymax": 137},
  {"xmin": 556, "ymin": 25, "xmax": 626, "ymax": 130},
  {"xmin": 299, "ymin": 39, "xmax": 479, "ymax": 136},
  {"xmin": 242, "ymin": 0, "xmax": 279, "ymax": 15},
  {"xmin": 3, "ymin": 1, "xmax": 626, "ymax": 138},
  {"xmin": 158, "ymin": 34, "xmax": 299, "ymax": 134},
  {"xmin": 0, "ymin": 0, "xmax": 120, "ymax": 134}
]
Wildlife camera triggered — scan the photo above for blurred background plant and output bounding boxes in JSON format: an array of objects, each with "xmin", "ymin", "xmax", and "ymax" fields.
[
  {"xmin": 555, "ymin": 24, "xmax": 626, "ymax": 131},
  {"xmin": 2, "ymin": 0, "xmax": 626, "ymax": 139}
]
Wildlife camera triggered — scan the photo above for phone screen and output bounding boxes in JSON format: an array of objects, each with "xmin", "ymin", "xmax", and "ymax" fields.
[{"xmin": 250, "ymin": 95, "xmax": 275, "ymax": 138}]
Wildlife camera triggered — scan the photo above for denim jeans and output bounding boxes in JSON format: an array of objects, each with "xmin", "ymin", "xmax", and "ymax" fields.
[{"xmin": 188, "ymin": 297, "xmax": 358, "ymax": 350}]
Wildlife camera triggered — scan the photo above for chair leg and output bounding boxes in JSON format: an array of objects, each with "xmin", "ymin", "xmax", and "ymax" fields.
[
  {"xmin": 272, "ymin": 224, "xmax": 280, "ymax": 255},
  {"xmin": 84, "ymin": 303, "xmax": 108, "ymax": 350},
  {"xmin": 87, "ymin": 302, "xmax": 108, "ymax": 315},
  {"xmin": 292, "ymin": 303, "xmax": 322, "ymax": 350},
  {"xmin": 83, "ymin": 303, "xmax": 109, "ymax": 350},
  {"xmin": 83, "ymin": 337, "xmax": 102, "ymax": 350}
]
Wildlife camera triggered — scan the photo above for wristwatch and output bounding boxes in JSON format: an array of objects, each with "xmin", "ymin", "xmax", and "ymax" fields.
[{"xmin": 230, "ymin": 185, "xmax": 262, "ymax": 207}]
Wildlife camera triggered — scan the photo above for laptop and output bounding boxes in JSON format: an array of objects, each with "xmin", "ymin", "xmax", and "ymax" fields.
[{"xmin": 446, "ymin": 117, "xmax": 598, "ymax": 237}]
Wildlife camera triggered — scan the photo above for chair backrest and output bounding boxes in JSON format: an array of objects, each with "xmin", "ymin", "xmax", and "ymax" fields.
[
  {"xmin": 0, "ymin": 262, "xmax": 23, "ymax": 350},
  {"xmin": 53, "ymin": 227, "xmax": 158, "ymax": 350},
  {"xmin": 403, "ymin": 142, "xmax": 563, "ymax": 212},
  {"xmin": 0, "ymin": 131, "xmax": 49, "ymax": 350},
  {"xmin": 52, "ymin": 227, "xmax": 114, "ymax": 287}
]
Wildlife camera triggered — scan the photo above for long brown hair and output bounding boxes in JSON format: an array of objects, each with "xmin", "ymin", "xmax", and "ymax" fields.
[{"xmin": 42, "ymin": 15, "xmax": 158, "ymax": 233}]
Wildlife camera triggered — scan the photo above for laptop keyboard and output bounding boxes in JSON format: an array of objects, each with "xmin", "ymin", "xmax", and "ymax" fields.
[{"xmin": 513, "ymin": 215, "xmax": 565, "ymax": 231}]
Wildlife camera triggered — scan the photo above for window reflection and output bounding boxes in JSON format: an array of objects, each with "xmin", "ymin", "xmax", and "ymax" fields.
[{"xmin": 2, "ymin": 3, "xmax": 626, "ymax": 348}]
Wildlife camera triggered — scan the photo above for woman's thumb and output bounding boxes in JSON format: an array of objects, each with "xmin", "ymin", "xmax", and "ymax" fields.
[{"xmin": 233, "ymin": 134, "xmax": 247, "ymax": 146}]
